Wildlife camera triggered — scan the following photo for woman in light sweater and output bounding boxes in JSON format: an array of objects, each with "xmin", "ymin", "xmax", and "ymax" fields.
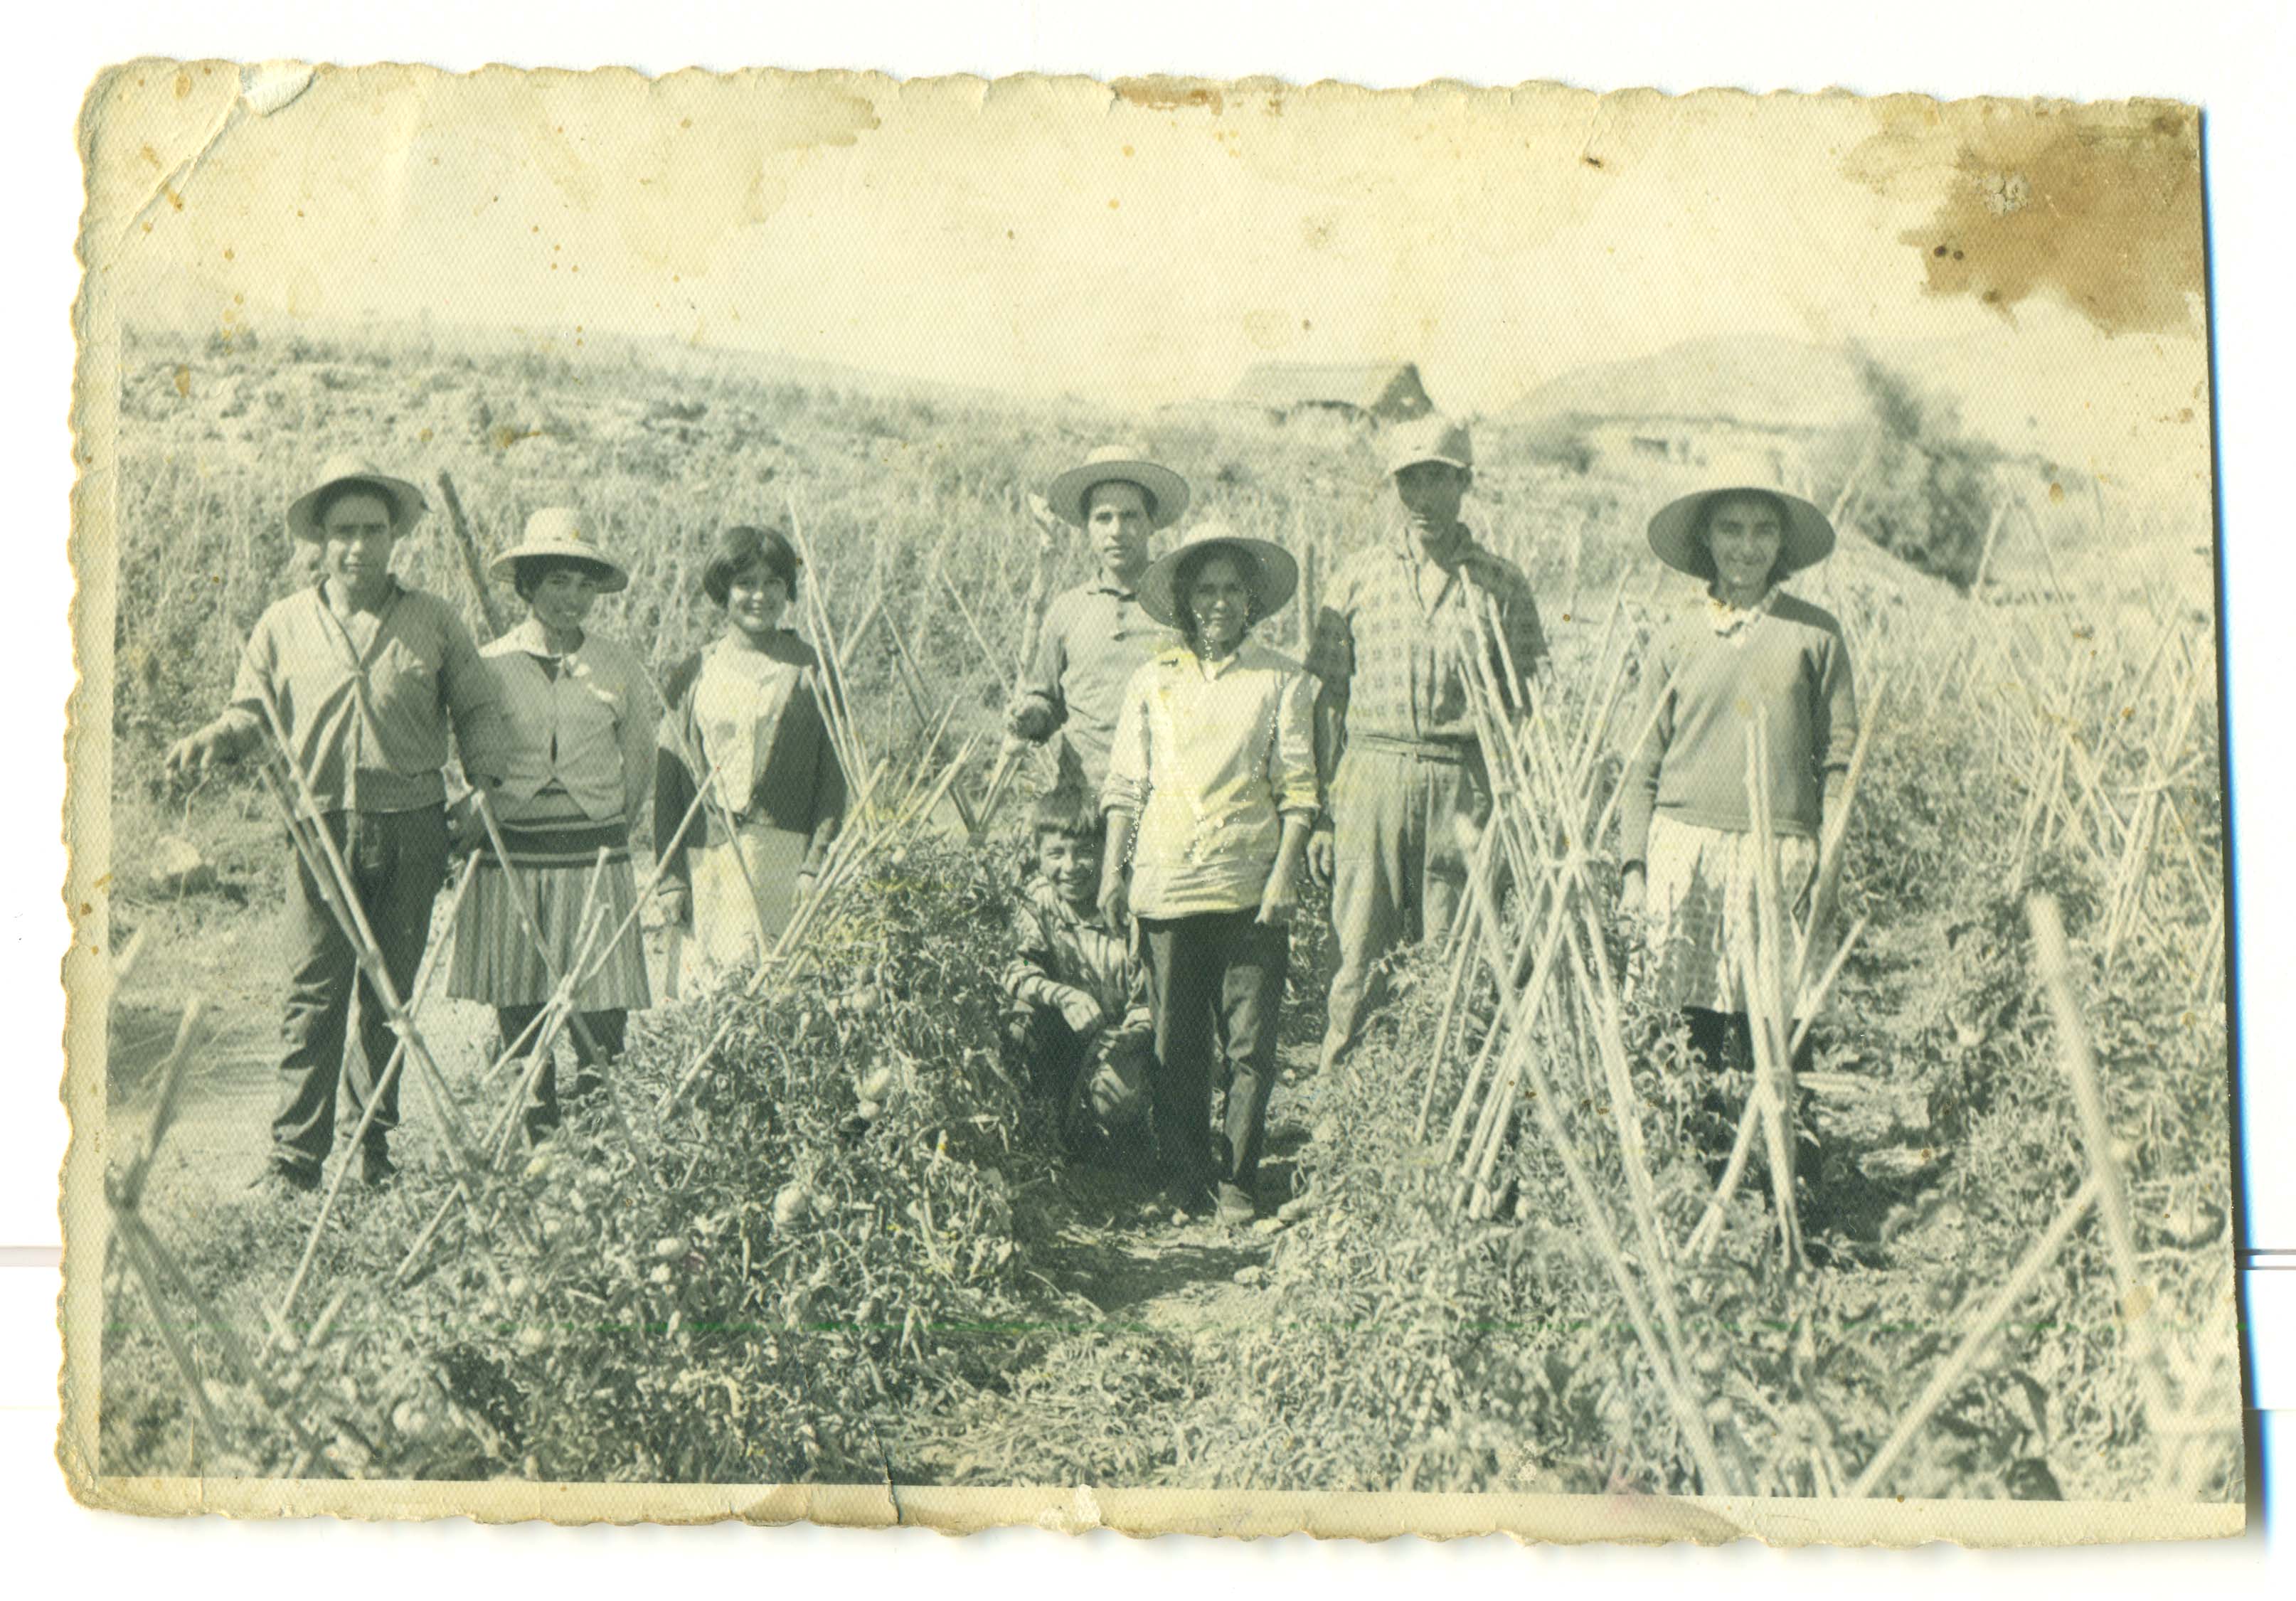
[
  {"xmin": 1100, "ymin": 521, "xmax": 1319, "ymax": 1227},
  {"xmin": 450, "ymin": 509, "xmax": 662, "ymax": 1139},
  {"xmin": 654, "ymin": 524, "xmax": 848, "ymax": 983},
  {"xmin": 1617, "ymin": 468, "xmax": 1857, "ymax": 1091}
]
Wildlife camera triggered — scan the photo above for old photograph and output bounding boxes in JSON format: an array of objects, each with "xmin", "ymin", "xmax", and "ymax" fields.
[{"xmin": 60, "ymin": 65, "xmax": 2241, "ymax": 1541}]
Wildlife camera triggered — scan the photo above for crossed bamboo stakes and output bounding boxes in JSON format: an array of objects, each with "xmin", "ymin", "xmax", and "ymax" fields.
[
  {"xmin": 111, "ymin": 500, "xmax": 2210, "ymax": 1494},
  {"xmin": 1403, "ymin": 587, "xmax": 2185, "ymax": 1499}
]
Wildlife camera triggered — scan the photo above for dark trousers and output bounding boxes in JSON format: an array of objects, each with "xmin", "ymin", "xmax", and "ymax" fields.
[
  {"xmin": 1008, "ymin": 1005, "xmax": 1091, "ymax": 1106},
  {"xmin": 1139, "ymin": 912, "xmax": 1289, "ymax": 1197},
  {"xmin": 497, "ymin": 1004, "xmax": 628, "ymax": 1137},
  {"xmin": 274, "ymin": 805, "xmax": 449, "ymax": 1179},
  {"xmin": 1682, "ymin": 1006, "xmax": 1816, "ymax": 1184}
]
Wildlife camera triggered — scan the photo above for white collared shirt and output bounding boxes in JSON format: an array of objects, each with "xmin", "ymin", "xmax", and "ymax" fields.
[{"xmin": 1102, "ymin": 639, "xmax": 1320, "ymax": 918}]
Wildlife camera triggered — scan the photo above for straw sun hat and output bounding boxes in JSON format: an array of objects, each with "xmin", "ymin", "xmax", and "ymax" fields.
[
  {"xmin": 1045, "ymin": 443, "xmax": 1190, "ymax": 531},
  {"xmin": 1645, "ymin": 454, "xmax": 1836, "ymax": 580},
  {"xmin": 487, "ymin": 507, "xmax": 631, "ymax": 593},
  {"xmin": 285, "ymin": 454, "xmax": 430, "ymax": 542},
  {"xmin": 1137, "ymin": 520, "xmax": 1300, "ymax": 631}
]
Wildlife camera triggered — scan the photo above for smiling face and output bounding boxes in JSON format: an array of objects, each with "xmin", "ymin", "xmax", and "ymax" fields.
[
  {"xmin": 1084, "ymin": 481, "xmax": 1154, "ymax": 583},
  {"xmin": 1186, "ymin": 551, "xmax": 1255, "ymax": 658},
  {"xmin": 1393, "ymin": 461, "xmax": 1469, "ymax": 545},
  {"xmin": 1704, "ymin": 492, "xmax": 1788, "ymax": 603},
  {"xmin": 526, "ymin": 563, "xmax": 603, "ymax": 640},
  {"xmin": 318, "ymin": 491, "xmax": 400, "ymax": 607},
  {"xmin": 723, "ymin": 560, "xmax": 792, "ymax": 642},
  {"xmin": 1036, "ymin": 830, "xmax": 1100, "ymax": 911}
]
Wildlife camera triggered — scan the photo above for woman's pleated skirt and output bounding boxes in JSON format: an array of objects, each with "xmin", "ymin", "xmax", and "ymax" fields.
[
  {"xmin": 1635, "ymin": 814, "xmax": 1819, "ymax": 1016},
  {"xmin": 448, "ymin": 813, "xmax": 652, "ymax": 1011}
]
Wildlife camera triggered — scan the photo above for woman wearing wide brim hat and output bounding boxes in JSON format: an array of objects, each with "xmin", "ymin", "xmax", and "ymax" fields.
[
  {"xmin": 1616, "ymin": 457, "xmax": 1859, "ymax": 1191},
  {"xmin": 485, "ymin": 505, "xmax": 631, "ymax": 593},
  {"xmin": 1643, "ymin": 459, "xmax": 1835, "ymax": 584},
  {"xmin": 1045, "ymin": 442, "xmax": 1191, "ymax": 531},
  {"xmin": 449, "ymin": 506, "xmax": 660, "ymax": 1137},
  {"xmin": 1134, "ymin": 519, "xmax": 1300, "ymax": 632},
  {"xmin": 285, "ymin": 454, "xmax": 431, "ymax": 541},
  {"xmin": 1100, "ymin": 518, "xmax": 1318, "ymax": 1230}
]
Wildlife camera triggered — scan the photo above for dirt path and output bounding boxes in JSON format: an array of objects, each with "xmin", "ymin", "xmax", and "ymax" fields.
[{"xmin": 106, "ymin": 898, "xmax": 518, "ymax": 1218}]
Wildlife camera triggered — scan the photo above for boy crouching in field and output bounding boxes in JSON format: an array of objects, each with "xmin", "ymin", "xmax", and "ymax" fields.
[{"xmin": 1001, "ymin": 790, "xmax": 1152, "ymax": 1155}]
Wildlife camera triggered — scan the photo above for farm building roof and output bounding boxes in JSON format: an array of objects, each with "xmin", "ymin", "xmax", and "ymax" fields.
[{"xmin": 1227, "ymin": 361, "xmax": 1434, "ymax": 419}]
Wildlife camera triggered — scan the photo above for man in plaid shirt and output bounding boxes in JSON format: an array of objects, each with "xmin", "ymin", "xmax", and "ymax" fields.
[{"xmin": 1306, "ymin": 415, "xmax": 1547, "ymax": 1074}]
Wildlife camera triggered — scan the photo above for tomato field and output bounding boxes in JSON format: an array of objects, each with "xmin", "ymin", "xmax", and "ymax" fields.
[{"xmin": 87, "ymin": 325, "xmax": 2241, "ymax": 1509}]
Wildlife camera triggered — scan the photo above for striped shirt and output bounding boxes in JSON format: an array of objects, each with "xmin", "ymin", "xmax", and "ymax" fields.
[{"xmin": 1000, "ymin": 876, "xmax": 1145, "ymax": 1023}]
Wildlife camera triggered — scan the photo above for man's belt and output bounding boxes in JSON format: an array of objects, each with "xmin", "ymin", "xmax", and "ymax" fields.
[{"xmin": 1347, "ymin": 732, "xmax": 1478, "ymax": 765}]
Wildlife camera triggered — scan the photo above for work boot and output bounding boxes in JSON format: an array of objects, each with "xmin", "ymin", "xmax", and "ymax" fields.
[
  {"xmin": 360, "ymin": 1140, "xmax": 398, "ymax": 1190},
  {"xmin": 1215, "ymin": 1182, "xmax": 1258, "ymax": 1229}
]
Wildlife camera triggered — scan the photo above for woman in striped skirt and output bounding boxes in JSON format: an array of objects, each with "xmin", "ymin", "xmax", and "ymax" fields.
[{"xmin": 449, "ymin": 508, "xmax": 664, "ymax": 1138}]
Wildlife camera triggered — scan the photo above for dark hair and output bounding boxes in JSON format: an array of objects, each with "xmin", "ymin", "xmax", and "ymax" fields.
[
  {"xmin": 1029, "ymin": 788, "xmax": 1105, "ymax": 856},
  {"xmin": 1083, "ymin": 477, "xmax": 1158, "ymax": 523},
  {"xmin": 1693, "ymin": 489, "xmax": 1795, "ymax": 587},
  {"xmin": 701, "ymin": 524, "xmax": 802, "ymax": 607},
  {"xmin": 1170, "ymin": 541, "xmax": 1262, "ymax": 652},
  {"xmin": 512, "ymin": 555, "xmax": 615, "ymax": 603},
  {"xmin": 311, "ymin": 479, "xmax": 401, "ymax": 531}
]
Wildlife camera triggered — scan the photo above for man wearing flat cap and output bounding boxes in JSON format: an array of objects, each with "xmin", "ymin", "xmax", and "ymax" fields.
[
  {"xmin": 1307, "ymin": 415, "xmax": 1548, "ymax": 1075},
  {"xmin": 1004, "ymin": 443, "xmax": 1190, "ymax": 795},
  {"xmin": 166, "ymin": 455, "xmax": 509, "ymax": 1196}
]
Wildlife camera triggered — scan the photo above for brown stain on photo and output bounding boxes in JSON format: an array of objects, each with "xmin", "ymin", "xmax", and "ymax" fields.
[
  {"xmin": 1112, "ymin": 76, "xmax": 1227, "ymax": 116},
  {"xmin": 1896, "ymin": 103, "xmax": 2204, "ymax": 334}
]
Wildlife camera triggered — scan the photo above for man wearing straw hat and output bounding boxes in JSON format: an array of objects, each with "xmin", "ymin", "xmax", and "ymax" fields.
[
  {"xmin": 165, "ymin": 455, "xmax": 509, "ymax": 1196},
  {"xmin": 1307, "ymin": 414, "xmax": 1548, "ymax": 1076},
  {"xmin": 1004, "ymin": 444, "xmax": 1190, "ymax": 795}
]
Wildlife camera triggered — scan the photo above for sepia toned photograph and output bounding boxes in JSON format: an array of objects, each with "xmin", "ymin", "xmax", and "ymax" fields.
[{"xmin": 59, "ymin": 63, "xmax": 2241, "ymax": 1542}]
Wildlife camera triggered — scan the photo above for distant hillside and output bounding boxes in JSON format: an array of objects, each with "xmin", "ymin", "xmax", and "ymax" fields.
[{"xmin": 1504, "ymin": 334, "xmax": 1874, "ymax": 436}]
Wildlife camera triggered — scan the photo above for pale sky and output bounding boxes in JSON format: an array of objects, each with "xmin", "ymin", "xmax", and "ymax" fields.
[{"xmin": 90, "ymin": 68, "xmax": 2209, "ymax": 489}]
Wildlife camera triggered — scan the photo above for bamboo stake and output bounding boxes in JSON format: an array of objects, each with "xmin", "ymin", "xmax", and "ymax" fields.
[
  {"xmin": 116, "ymin": 1206, "xmax": 328, "ymax": 1471},
  {"xmin": 110, "ymin": 1209, "xmax": 238, "ymax": 1467},
  {"xmin": 1846, "ymin": 1171, "xmax": 2103, "ymax": 1499},
  {"xmin": 2030, "ymin": 896, "xmax": 2162, "ymax": 1381},
  {"xmin": 1452, "ymin": 824, "xmax": 1734, "ymax": 1494},
  {"xmin": 1742, "ymin": 720, "xmax": 1804, "ymax": 1269},
  {"xmin": 1792, "ymin": 671, "xmax": 1887, "ymax": 996},
  {"xmin": 250, "ymin": 757, "xmax": 519, "ymax": 1260},
  {"xmin": 936, "ymin": 559, "xmax": 1016, "ymax": 700},
  {"xmin": 436, "ymin": 471, "xmax": 507, "ymax": 639},
  {"xmin": 1412, "ymin": 834, "xmax": 1490, "ymax": 1142},
  {"xmin": 117, "ymin": 999, "xmax": 208, "ymax": 1208},
  {"xmin": 274, "ymin": 854, "xmax": 481, "ymax": 1325}
]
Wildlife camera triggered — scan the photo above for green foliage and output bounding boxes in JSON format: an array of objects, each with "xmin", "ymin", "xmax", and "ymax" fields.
[
  {"xmin": 102, "ymin": 839, "xmax": 1062, "ymax": 1482},
  {"xmin": 104, "ymin": 328, "xmax": 2238, "ymax": 1503},
  {"xmin": 1844, "ymin": 353, "xmax": 2006, "ymax": 592}
]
